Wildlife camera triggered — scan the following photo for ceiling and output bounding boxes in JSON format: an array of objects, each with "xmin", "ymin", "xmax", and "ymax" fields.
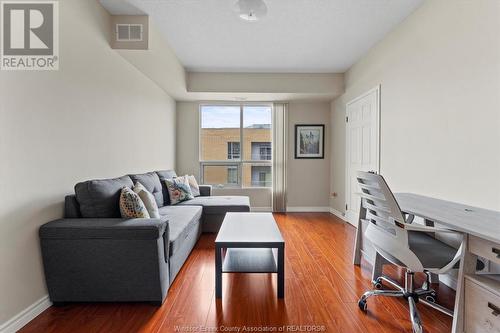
[{"xmin": 100, "ymin": 0, "xmax": 422, "ymax": 73}]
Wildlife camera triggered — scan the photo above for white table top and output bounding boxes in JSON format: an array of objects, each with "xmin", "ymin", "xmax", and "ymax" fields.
[
  {"xmin": 215, "ymin": 212, "xmax": 284, "ymax": 245},
  {"xmin": 395, "ymin": 193, "xmax": 500, "ymax": 244}
]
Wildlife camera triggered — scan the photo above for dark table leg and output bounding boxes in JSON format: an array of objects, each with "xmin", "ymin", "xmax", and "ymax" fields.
[
  {"xmin": 215, "ymin": 244, "xmax": 222, "ymax": 298},
  {"xmin": 277, "ymin": 244, "xmax": 285, "ymax": 298}
]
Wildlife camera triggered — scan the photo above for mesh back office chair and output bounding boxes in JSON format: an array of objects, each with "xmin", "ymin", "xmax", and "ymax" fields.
[{"xmin": 356, "ymin": 171, "xmax": 464, "ymax": 333}]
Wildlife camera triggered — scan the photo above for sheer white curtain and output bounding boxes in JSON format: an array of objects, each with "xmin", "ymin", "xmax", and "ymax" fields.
[{"xmin": 272, "ymin": 103, "xmax": 288, "ymax": 212}]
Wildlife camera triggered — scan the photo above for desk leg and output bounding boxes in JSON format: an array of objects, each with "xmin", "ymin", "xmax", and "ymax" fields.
[
  {"xmin": 353, "ymin": 201, "xmax": 367, "ymax": 265},
  {"xmin": 277, "ymin": 244, "xmax": 285, "ymax": 298},
  {"xmin": 451, "ymin": 235, "xmax": 477, "ymax": 333},
  {"xmin": 215, "ymin": 245, "xmax": 222, "ymax": 299},
  {"xmin": 423, "ymin": 219, "xmax": 440, "ymax": 284}
]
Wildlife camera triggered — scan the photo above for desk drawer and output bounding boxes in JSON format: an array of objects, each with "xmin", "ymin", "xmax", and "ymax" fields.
[
  {"xmin": 469, "ymin": 236, "xmax": 500, "ymax": 266},
  {"xmin": 465, "ymin": 279, "xmax": 500, "ymax": 333}
]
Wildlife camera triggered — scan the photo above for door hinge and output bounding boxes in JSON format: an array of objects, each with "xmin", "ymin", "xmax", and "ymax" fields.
[
  {"xmin": 346, "ymin": 203, "xmax": 348, "ymax": 210},
  {"xmin": 346, "ymin": 116, "xmax": 349, "ymax": 123}
]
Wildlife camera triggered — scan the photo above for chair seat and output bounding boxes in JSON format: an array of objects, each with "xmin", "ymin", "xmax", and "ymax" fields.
[{"xmin": 408, "ymin": 231, "xmax": 457, "ymax": 269}]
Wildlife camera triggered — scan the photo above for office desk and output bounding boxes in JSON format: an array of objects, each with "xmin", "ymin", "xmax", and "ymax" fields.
[{"xmin": 352, "ymin": 193, "xmax": 500, "ymax": 333}]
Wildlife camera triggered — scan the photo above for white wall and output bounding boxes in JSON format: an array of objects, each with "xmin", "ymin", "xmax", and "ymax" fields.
[
  {"xmin": 176, "ymin": 101, "xmax": 331, "ymax": 210},
  {"xmin": 182, "ymin": 72, "xmax": 344, "ymax": 103},
  {"xmin": 0, "ymin": 0, "xmax": 177, "ymax": 326},
  {"xmin": 115, "ymin": 17, "xmax": 187, "ymax": 100},
  {"xmin": 287, "ymin": 102, "xmax": 331, "ymax": 209},
  {"xmin": 331, "ymin": 0, "xmax": 500, "ymax": 213},
  {"xmin": 187, "ymin": 72, "xmax": 343, "ymax": 94}
]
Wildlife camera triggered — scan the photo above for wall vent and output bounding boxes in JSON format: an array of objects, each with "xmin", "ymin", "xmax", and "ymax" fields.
[
  {"xmin": 110, "ymin": 15, "xmax": 148, "ymax": 50},
  {"xmin": 116, "ymin": 24, "xmax": 143, "ymax": 42}
]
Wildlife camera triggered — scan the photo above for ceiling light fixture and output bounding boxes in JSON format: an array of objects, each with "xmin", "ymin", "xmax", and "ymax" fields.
[{"xmin": 234, "ymin": 0, "xmax": 267, "ymax": 22}]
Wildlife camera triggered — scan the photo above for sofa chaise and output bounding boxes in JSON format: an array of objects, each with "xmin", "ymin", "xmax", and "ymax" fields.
[{"xmin": 39, "ymin": 170, "xmax": 250, "ymax": 305}]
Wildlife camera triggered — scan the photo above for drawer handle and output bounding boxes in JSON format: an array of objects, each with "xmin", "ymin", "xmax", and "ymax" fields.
[
  {"xmin": 488, "ymin": 302, "xmax": 500, "ymax": 316},
  {"xmin": 492, "ymin": 247, "xmax": 500, "ymax": 258}
]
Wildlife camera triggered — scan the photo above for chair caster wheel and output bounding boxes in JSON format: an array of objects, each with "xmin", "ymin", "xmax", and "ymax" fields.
[
  {"xmin": 373, "ymin": 278, "xmax": 383, "ymax": 289},
  {"xmin": 358, "ymin": 299, "xmax": 367, "ymax": 312},
  {"xmin": 425, "ymin": 295, "xmax": 436, "ymax": 303}
]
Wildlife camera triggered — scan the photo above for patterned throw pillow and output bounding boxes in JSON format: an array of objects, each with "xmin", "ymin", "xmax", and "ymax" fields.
[
  {"xmin": 133, "ymin": 182, "xmax": 160, "ymax": 218},
  {"xmin": 165, "ymin": 176, "xmax": 194, "ymax": 205},
  {"xmin": 119, "ymin": 186, "xmax": 150, "ymax": 218},
  {"xmin": 186, "ymin": 175, "xmax": 200, "ymax": 197}
]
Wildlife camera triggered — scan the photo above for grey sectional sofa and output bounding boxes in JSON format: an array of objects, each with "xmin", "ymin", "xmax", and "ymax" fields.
[{"xmin": 39, "ymin": 170, "xmax": 250, "ymax": 305}]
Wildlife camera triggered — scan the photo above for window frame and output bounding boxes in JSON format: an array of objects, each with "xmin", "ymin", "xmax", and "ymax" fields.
[{"xmin": 199, "ymin": 102, "xmax": 273, "ymax": 189}]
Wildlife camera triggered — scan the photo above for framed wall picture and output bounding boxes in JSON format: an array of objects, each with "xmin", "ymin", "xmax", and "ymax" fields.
[{"xmin": 295, "ymin": 124, "xmax": 325, "ymax": 159}]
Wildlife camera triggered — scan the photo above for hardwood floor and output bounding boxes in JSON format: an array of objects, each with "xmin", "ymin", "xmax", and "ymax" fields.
[{"xmin": 20, "ymin": 213, "xmax": 454, "ymax": 333}]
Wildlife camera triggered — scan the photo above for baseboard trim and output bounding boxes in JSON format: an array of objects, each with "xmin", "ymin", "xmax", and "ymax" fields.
[
  {"xmin": 251, "ymin": 207, "xmax": 272, "ymax": 212},
  {"xmin": 0, "ymin": 295, "xmax": 51, "ymax": 333},
  {"xmin": 329, "ymin": 208, "xmax": 349, "ymax": 222},
  {"xmin": 286, "ymin": 206, "xmax": 331, "ymax": 212}
]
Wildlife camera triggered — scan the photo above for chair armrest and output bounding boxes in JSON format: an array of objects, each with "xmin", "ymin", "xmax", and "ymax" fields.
[
  {"xmin": 199, "ymin": 185, "xmax": 212, "ymax": 196},
  {"xmin": 39, "ymin": 218, "xmax": 169, "ymax": 240},
  {"xmin": 402, "ymin": 223, "xmax": 461, "ymax": 235}
]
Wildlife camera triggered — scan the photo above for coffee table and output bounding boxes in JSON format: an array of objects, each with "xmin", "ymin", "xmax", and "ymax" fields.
[{"xmin": 215, "ymin": 212, "xmax": 285, "ymax": 299}]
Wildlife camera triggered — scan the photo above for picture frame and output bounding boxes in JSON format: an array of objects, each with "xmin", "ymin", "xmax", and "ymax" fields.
[{"xmin": 295, "ymin": 124, "xmax": 325, "ymax": 159}]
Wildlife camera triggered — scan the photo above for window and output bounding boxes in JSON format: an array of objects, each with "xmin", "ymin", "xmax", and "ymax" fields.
[
  {"xmin": 227, "ymin": 166, "xmax": 238, "ymax": 184},
  {"xmin": 251, "ymin": 166, "xmax": 272, "ymax": 187},
  {"xmin": 251, "ymin": 142, "xmax": 271, "ymax": 160},
  {"xmin": 259, "ymin": 172, "xmax": 266, "ymax": 182},
  {"xmin": 227, "ymin": 142, "xmax": 240, "ymax": 160},
  {"xmin": 200, "ymin": 104, "xmax": 272, "ymax": 188}
]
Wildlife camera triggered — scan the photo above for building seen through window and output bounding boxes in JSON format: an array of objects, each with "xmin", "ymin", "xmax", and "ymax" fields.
[{"xmin": 200, "ymin": 105, "xmax": 272, "ymax": 188}]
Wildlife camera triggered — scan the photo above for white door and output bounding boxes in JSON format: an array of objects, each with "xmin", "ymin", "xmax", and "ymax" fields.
[{"xmin": 345, "ymin": 86, "xmax": 380, "ymax": 226}]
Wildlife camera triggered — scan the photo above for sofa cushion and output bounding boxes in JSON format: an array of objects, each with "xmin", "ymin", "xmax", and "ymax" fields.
[
  {"xmin": 177, "ymin": 196, "xmax": 250, "ymax": 215},
  {"xmin": 75, "ymin": 176, "xmax": 133, "ymax": 218},
  {"xmin": 156, "ymin": 170, "xmax": 177, "ymax": 205},
  {"xmin": 64, "ymin": 195, "xmax": 82, "ymax": 218},
  {"xmin": 158, "ymin": 205, "xmax": 202, "ymax": 257},
  {"xmin": 129, "ymin": 172, "xmax": 164, "ymax": 207}
]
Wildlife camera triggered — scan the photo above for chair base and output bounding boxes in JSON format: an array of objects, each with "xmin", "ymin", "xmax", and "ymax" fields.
[{"xmin": 359, "ymin": 271, "xmax": 453, "ymax": 333}]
